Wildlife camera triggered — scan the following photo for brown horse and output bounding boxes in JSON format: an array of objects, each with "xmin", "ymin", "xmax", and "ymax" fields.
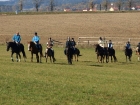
[
  {"xmin": 136, "ymin": 47, "xmax": 140, "ymax": 61},
  {"xmin": 94, "ymin": 44, "xmax": 109, "ymax": 63},
  {"xmin": 72, "ymin": 48, "xmax": 81, "ymax": 61},
  {"xmin": 28, "ymin": 41, "xmax": 43, "ymax": 63},
  {"xmin": 45, "ymin": 48, "xmax": 56, "ymax": 63},
  {"xmin": 125, "ymin": 48, "xmax": 132, "ymax": 62}
]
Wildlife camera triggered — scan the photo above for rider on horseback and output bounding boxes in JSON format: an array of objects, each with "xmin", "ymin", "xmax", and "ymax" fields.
[
  {"xmin": 125, "ymin": 41, "xmax": 131, "ymax": 50},
  {"xmin": 98, "ymin": 37, "xmax": 104, "ymax": 49},
  {"xmin": 12, "ymin": 32, "xmax": 21, "ymax": 46},
  {"xmin": 71, "ymin": 38, "xmax": 76, "ymax": 51},
  {"xmin": 64, "ymin": 37, "xmax": 73, "ymax": 55},
  {"xmin": 108, "ymin": 40, "xmax": 113, "ymax": 52},
  {"xmin": 45, "ymin": 37, "xmax": 56, "ymax": 61},
  {"xmin": 32, "ymin": 32, "xmax": 40, "ymax": 51}
]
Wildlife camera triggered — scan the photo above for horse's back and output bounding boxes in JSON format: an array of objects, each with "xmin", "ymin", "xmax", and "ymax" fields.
[
  {"xmin": 125, "ymin": 49, "xmax": 132, "ymax": 56},
  {"xmin": 46, "ymin": 48, "xmax": 52, "ymax": 56}
]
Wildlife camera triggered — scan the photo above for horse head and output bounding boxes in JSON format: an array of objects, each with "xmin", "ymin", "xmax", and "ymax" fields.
[
  {"xmin": 28, "ymin": 41, "xmax": 35, "ymax": 51},
  {"xmin": 6, "ymin": 42, "xmax": 12, "ymax": 51}
]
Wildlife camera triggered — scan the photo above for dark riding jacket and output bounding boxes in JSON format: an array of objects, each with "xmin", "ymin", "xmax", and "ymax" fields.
[{"xmin": 66, "ymin": 41, "xmax": 73, "ymax": 48}]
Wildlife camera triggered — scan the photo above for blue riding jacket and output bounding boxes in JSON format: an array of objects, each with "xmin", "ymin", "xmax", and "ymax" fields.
[
  {"xmin": 12, "ymin": 35, "xmax": 21, "ymax": 43},
  {"xmin": 32, "ymin": 36, "xmax": 40, "ymax": 44},
  {"xmin": 126, "ymin": 43, "xmax": 131, "ymax": 49}
]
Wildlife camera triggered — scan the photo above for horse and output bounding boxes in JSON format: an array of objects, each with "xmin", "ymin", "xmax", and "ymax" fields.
[
  {"xmin": 72, "ymin": 48, "xmax": 81, "ymax": 61},
  {"xmin": 107, "ymin": 48, "xmax": 117, "ymax": 62},
  {"xmin": 125, "ymin": 48, "xmax": 132, "ymax": 62},
  {"xmin": 136, "ymin": 46, "xmax": 140, "ymax": 61},
  {"xmin": 45, "ymin": 48, "xmax": 56, "ymax": 63},
  {"xmin": 94, "ymin": 44, "xmax": 109, "ymax": 63},
  {"xmin": 6, "ymin": 42, "xmax": 26, "ymax": 62},
  {"xmin": 65, "ymin": 47, "xmax": 73, "ymax": 64},
  {"xmin": 28, "ymin": 41, "xmax": 43, "ymax": 63}
]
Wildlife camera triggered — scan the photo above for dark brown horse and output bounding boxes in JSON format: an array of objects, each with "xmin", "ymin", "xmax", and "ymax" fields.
[
  {"xmin": 125, "ymin": 48, "xmax": 132, "ymax": 62},
  {"xmin": 65, "ymin": 47, "xmax": 73, "ymax": 64},
  {"xmin": 136, "ymin": 46, "xmax": 140, "ymax": 61},
  {"xmin": 72, "ymin": 48, "xmax": 81, "ymax": 61},
  {"xmin": 45, "ymin": 48, "xmax": 56, "ymax": 63},
  {"xmin": 6, "ymin": 42, "xmax": 26, "ymax": 62},
  {"xmin": 94, "ymin": 44, "xmax": 109, "ymax": 63},
  {"xmin": 28, "ymin": 41, "xmax": 43, "ymax": 63},
  {"xmin": 106, "ymin": 48, "xmax": 117, "ymax": 62}
]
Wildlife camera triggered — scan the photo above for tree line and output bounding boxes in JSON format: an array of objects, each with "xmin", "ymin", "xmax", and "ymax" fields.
[{"xmin": 0, "ymin": 0, "xmax": 140, "ymax": 12}]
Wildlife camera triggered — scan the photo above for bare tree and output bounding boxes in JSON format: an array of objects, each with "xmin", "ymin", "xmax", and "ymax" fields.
[
  {"xmin": 89, "ymin": 0, "xmax": 96, "ymax": 10},
  {"xmin": 102, "ymin": 0, "xmax": 110, "ymax": 11},
  {"xmin": 50, "ymin": 0, "xmax": 55, "ymax": 11},
  {"xmin": 18, "ymin": 0, "xmax": 25, "ymax": 11},
  {"xmin": 127, "ymin": 0, "xmax": 134, "ymax": 10},
  {"xmin": 116, "ymin": 0, "xmax": 123, "ymax": 11},
  {"xmin": 32, "ymin": 0, "xmax": 43, "ymax": 11}
]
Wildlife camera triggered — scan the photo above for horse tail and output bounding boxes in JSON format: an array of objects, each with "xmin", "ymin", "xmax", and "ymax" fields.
[
  {"xmin": 22, "ymin": 46, "xmax": 27, "ymax": 58},
  {"xmin": 40, "ymin": 44, "xmax": 43, "ymax": 57},
  {"xmin": 76, "ymin": 48, "xmax": 82, "ymax": 56},
  {"xmin": 22, "ymin": 49, "xmax": 27, "ymax": 58}
]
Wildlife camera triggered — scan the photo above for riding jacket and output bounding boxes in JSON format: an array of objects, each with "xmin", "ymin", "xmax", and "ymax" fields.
[
  {"xmin": 98, "ymin": 39, "xmax": 104, "ymax": 48},
  {"xmin": 108, "ymin": 43, "xmax": 113, "ymax": 48},
  {"xmin": 126, "ymin": 43, "xmax": 131, "ymax": 49},
  {"xmin": 66, "ymin": 41, "xmax": 73, "ymax": 48},
  {"xmin": 32, "ymin": 36, "xmax": 40, "ymax": 44},
  {"xmin": 47, "ymin": 41, "xmax": 53, "ymax": 48},
  {"xmin": 12, "ymin": 34, "xmax": 21, "ymax": 43}
]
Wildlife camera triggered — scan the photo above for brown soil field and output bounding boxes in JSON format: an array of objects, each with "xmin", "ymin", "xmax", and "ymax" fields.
[{"xmin": 0, "ymin": 12, "xmax": 140, "ymax": 46}]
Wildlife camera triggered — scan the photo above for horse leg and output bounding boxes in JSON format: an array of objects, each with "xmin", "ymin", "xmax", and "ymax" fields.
[
  {"xmin": 111, "ymin": 56, "xmax": 113, "ymax": 62},
  {"xmin": 113, "ymin": 55, "xmax": 117, "ymax": 62},
  {"xmin": 129, "ymin": 55, "xmax": 131, "ymax": 61},
  {"xmin": 16, "ymin": 53, "xmax": 19, "ymax": 62},
  {"xmin": 137, "ymin": 53, "xmax": 140, "ymax": 61},
  {"xmin": 36, "ymin": 54, "xmax": 39, "ymax": 63},
  {"xmin": 106, "ymin": 55, "xmax": 109, "ymax": 63},
  {"xmin": 50, "ymin": 56, "xmax": 52, "ymax": 63},
  {"xmin": 46, "ymin": 55, "xmax": 48, "ymax": 63},
  {"xmin": 77, "ymin": 55, "xmax": 78, "ymax": 61},
  {"xmin": 11, "ymin": 52, "xmax": 14, "ymax": 62},
  {"xmin": 138, "ymin": 56, "xmax": 140, "ymax": 61},
  {"xmin": 31, "ymin": 53, "xmax": 33, "ymax": 62},
  {"xmin": 18, "ymin": 53, "xmax": 21, "ymax": 62},
  {"xmin": 40, "ymin": 54, "xmax": 42, "ymax": 63}
]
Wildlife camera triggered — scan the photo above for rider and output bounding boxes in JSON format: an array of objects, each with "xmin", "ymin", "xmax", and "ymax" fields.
[
  {"xmin": 12, "ymin": 32, "xmax": 21, "ymax": 47},
  {"xmin": 45, "ymin": 37, "xmax": 56, "ymax": 61},
  {"xmin": 71, "ymin": 38, "xmax": 76, "ymax": 51},
  {"xmin": 98, "ymin": 37, "xmax": 104, "ymax": 49},
  {"xmin": 32, "ymin": 32, "xmax": 40, "ymax": 51},
  {"xmin": 108, "ymin": 40, "xmax": 113, "ymax": 52},
  {"xmin": 125, "ymin": 41, "xmax": 131, "ymax": 50},
  {"xmin": 64, "ymin": 37, "xmax": 73, "ymax": 55}
]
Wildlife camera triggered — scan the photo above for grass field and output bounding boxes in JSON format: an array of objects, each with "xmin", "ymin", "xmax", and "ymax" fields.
[{"xmin": 1, "ymin": 44, "xmax": 140, "ymax": 105}]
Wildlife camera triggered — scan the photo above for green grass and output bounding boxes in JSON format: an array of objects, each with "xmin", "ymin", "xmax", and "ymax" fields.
[{"xmin": 0, "ymin": 45, "xmax": 140, "ymax": 105}]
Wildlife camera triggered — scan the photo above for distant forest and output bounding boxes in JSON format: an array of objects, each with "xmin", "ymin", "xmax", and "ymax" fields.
[{"xmin": 0, "ymin": 0, "xmax": 140, "ymax": 12}]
